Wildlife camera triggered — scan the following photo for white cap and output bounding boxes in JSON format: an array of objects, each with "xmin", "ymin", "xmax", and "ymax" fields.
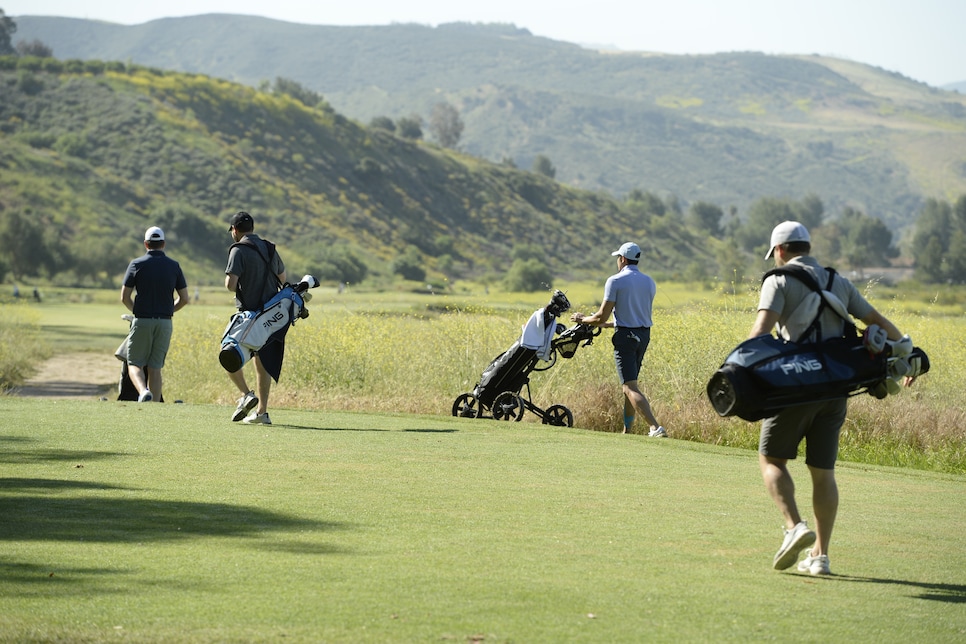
[
  {"xmin": 611, "ymin": 242, "xmax": 641, "ymax": 261},
  {"xmin": 144, "ymin": 226, "xmax": 165, "ymax": 242},
  {"xmin": 765, "ymin": 221, "xmax": 809, "ymax": 259}
]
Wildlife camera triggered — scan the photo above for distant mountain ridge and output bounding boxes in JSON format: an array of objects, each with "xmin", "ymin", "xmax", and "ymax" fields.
[{"xmin": 11, "ymin": 14, "xmax": 966, "ymax": 233}]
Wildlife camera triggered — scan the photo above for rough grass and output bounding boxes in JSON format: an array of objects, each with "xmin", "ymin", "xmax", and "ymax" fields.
[
  {"xmin": 0, "ymin": 301, "xmax": 51, "ymax": 390},
  {"xmin": 154, "ymin": 283, "xmax": 966, "ymax": 474},
  {"xmin": 8, "ymin": 281, "xmax": 966, "ymax": 473}
]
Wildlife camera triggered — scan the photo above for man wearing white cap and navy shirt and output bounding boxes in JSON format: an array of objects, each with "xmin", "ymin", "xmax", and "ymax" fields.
[
  {"xmin": 570, "ymin": 241, "xmax": 666, "ymax": 437},
  {"xmin": 121, "ymin": 226, "xmax": 190, "ymax": 402},
  {"xmin": 750, "ymin": 220, "xmax": 911, "ymax": 576}
]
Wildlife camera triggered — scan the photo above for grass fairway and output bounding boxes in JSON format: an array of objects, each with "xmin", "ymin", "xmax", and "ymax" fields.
[{"xmin": 1, "ymin": 398, "xmax": 964, "ymax": 642}]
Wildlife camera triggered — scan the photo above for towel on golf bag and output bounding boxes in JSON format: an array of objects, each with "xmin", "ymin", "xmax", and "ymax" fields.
[
  {"xmin": 519, "ymin": 307, "xmax": 559, "ymax": 360},
  {"xmin": 219, "ymin": 284, "xmax": 306, "ymax": 375}
]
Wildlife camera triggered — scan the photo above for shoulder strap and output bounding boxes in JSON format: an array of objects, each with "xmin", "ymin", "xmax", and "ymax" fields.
[
  {"xmin": 763, "ymin": 263, "xmax": 823, "ymax": 293},
  {"xmin": 763, "ymin": 264, "xmax": 854, "ymax": 341},
  {"xmin": 231, "ymin": 238, "xmax": 282, "ymax": 291}
]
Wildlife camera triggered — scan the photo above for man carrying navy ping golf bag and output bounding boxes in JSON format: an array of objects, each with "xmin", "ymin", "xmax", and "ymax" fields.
[
  {"xmin": 707, "ymin": 221, "xmax": 930, "ymax": 578},
  {"xmin": 707, "ymin": 261, "xmax": 929, "ymax": 422}
]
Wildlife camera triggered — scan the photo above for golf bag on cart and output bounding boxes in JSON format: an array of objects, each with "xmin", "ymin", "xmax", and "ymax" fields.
[
  {"xmin": 451, "ymin": 290, "xmax": 600, "ymax": 426},
  {"xmin": 219, "ymin": 275, "xmax": 319, "ymax": 373},
  {"xmin": 706, "ymin": 264, "xmax": 930, "ymax": 421}
]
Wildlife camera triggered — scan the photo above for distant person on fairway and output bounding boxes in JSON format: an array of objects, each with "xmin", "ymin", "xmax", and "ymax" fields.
[
  {"xmin": 225, "ymin": 211, "xmax": 286, "ymax": 425},
  {"xmin": 569, "ymin": 241, "xmax": 666, "ymax": 437},
  {"xmin": 121, "ymin": 226, "xmax": 190, "ymax": 403},
  {"xmin": 749, "ymin": 221, "xmax": 913, "ymax": 576}
]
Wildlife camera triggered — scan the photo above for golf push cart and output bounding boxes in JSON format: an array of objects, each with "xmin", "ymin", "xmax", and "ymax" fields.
[{"xmin": 452, "ymin": 290, "xmax": 600, "ymax": 427}]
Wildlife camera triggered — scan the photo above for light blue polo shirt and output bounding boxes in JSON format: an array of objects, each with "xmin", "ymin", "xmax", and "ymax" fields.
[{"xmin": 603, "ymin": 265, "xmax": 655, "ymax": 328}]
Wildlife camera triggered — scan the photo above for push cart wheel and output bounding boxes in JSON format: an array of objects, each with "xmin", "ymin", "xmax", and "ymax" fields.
[
  {"xmin": 452, "ymin": 393, "xmax": 480, "ymax": 418},
  {"xmin": 542, "ymin": 404, "xmax": 573, "ymax": 427},
  {"xmin": 492, "ymin": 391, "xmax": 524, "ymax": 422}
]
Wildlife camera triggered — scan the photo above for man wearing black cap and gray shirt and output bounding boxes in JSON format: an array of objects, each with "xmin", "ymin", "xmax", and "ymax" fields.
[
  {"xmin": 569, "ymin": 242, "xmax": 666, "ymax": 437},
  {"xmin": 225, "ymin": 211, "xmax": 287, "ymax": 424},
  {"xmin": 121, "ymin": 226, "xmax": 190, "ymax": 403}
]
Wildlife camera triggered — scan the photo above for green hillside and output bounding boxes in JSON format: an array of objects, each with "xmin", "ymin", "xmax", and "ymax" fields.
[
  {"xmin": 0, "ymin": 61, "xmax": 715, "ymax": 287},
  {"xmin": 13, "ymin": 15, "xmax": 966, "ymax": 232}
]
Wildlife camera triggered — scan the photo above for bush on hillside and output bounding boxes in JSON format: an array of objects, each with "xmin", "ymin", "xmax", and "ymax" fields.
[
  {"xmin": 391, "ymin": 245, "xmax": 426, "ymax": 282},
  {"xmin": 504, "ymin": 258, "xmax": 552, "ymax": 292}
]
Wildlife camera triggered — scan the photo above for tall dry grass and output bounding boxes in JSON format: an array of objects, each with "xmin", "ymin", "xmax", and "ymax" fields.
[{"xmin": 164, "ymin": 293, "xmax": 966, "ymax": 473}]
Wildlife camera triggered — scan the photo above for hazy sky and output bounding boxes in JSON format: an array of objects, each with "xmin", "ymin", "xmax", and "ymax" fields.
[{"xmin": 5, "ymin": 0, "xmax": 965, "ymax": 87}]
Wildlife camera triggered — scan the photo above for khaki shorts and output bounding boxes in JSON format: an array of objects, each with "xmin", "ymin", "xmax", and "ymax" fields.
[
  {"xmin": 126, "ymin": 318, "xmax": 173, "ymax": 370},
  {"xmin": 759, "ymin": 398, "xmax": 848, "ymax": 470}
]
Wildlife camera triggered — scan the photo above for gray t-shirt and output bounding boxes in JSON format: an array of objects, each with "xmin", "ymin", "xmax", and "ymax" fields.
[
  {"xmin": 758, "ymin": 256, "xmax": 873, "ymax": 342},
  {"xmin": 225, "ymin": 234, "xmax": 285, "ymax": 311}
]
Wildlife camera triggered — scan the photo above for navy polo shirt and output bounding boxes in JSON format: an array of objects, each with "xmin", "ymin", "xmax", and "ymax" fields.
[{"xmin": 123, "ymin": 250, "xmax": 187, "ymax": 318}]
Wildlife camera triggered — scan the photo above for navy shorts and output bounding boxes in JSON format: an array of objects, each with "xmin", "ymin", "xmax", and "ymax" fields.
[{"xmin": 612, "ymin": 326, "xmax": 650, "ymax": 384}]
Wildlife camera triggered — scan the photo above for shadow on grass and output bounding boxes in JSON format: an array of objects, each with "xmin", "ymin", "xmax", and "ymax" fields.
[
  {"xmin": 0, "ymin": 494, "xmax": 345, "ymax": 543},
  {"xmin": 0, "ymin": 558, "xmax": 122, "ymax": 585},
  {"xmin": 282, "ymin": 424, "xmax": 390, "ymax": 432},
  {"xmin": 0, "ymin": 435, "xmax": 35, "ymax": 444},
  {"xmin": 404, "ymin": 428, "xmax": 459, "ymax": 433},
  {"xmin": 0, "ymin": 478, "xmax": 131, "ymax": 491},
  {"xmin": 280, "ymin": 424, "xmax": 458, "ymax": 433},
  {"xmin": 0, "ymin": 557, "xmax": 132, "ymax": 597},
  {"xmin": 0, "ymin": 448, "xmax": 129, "ymax": 465},
  {"xmin": 830, "ymin": 574, "xmax": 966, "ymax": 603}
]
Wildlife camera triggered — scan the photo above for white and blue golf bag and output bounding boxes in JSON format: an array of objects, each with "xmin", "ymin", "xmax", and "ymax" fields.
[{"xmin": 219, "ymin": 275, "xmax": 319, "ymax": 373}]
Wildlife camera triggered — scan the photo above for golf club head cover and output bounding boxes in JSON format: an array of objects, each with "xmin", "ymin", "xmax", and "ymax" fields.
[
  {"xmin": 862, "ymin": 324, "xmax": 887, "ymax": 355},
  {"xmin": 889, "ymin": 334, "xmax": 913, "ymax": 358}
]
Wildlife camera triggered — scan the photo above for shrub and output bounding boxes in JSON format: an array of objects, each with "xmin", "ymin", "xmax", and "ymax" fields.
[
  {"xmin": 369, "ymin": 116, "xmax": 395, "ymax": 132},
  {"xmin": 53, "ymin": 132, "xmax": 89, "ymax": 158},
  {"xmin": 40, "ymin": 58, "xmax": 64, "ymax": 73},
  {"xmin": 391, "ymin": 246, "xmax": 426, "ymax": 282},
  {"xmin": 15, "ymin": 69, "xmax": 43, "ymax": 94},
  {"xmin": 504, "ymin": 258, "xmax": 552, "ymax": 292}
]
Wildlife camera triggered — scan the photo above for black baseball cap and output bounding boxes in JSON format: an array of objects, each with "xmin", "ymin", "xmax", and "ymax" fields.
[{"xmin": 228, "ymin": 211, "xmax": 254, "ymax": 231}]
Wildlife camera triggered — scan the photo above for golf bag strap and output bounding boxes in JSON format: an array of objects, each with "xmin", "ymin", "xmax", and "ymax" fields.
[
  {"xmin": 231, "ymin": 238, "xmax": 283, "ymax": 298},
  {"xmin": 763, "ymin": 264, "xmax": 855, "ymax": 343}
]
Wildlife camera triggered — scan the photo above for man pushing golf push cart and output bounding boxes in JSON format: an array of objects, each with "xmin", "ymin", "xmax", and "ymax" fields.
[{"xmin": 452, "ymin": 290, "xmax": 600, "ymax": 426}]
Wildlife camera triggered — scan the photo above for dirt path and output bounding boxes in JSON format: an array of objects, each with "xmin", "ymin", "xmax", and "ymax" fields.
[{"xmin": 13, "ymin": 352, "xmax": 120, "ymax": 399}]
